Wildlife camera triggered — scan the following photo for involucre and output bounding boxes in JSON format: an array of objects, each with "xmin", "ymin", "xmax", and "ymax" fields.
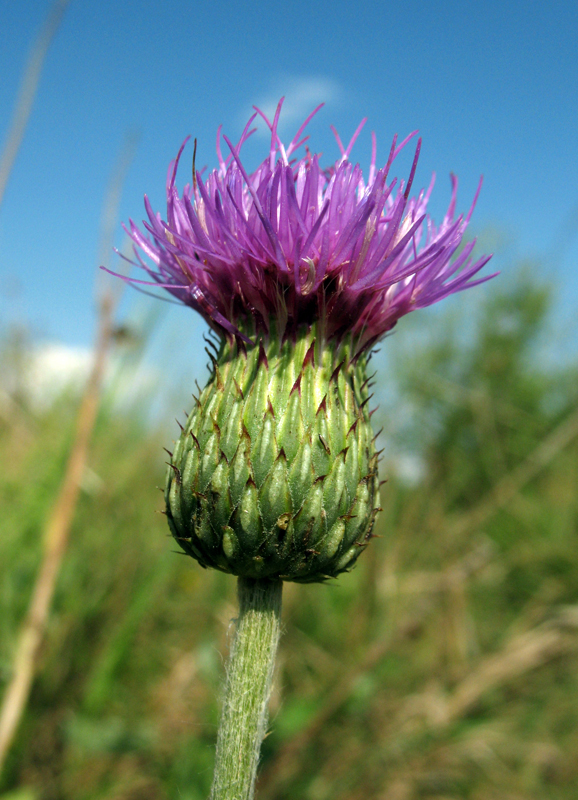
[{"xmin": 165, "ymin": 324, "xmax": 380, "ymax": 582}]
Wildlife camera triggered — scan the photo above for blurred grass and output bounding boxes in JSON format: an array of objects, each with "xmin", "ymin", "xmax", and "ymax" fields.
[{"xmin": 1, "ymin": 271, "xmax": 578, "ymax": 800}]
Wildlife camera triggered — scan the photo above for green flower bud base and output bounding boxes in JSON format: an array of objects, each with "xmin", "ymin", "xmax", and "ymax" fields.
[{"xmin": 165, "ymin": 323, "xmax": 381, "ymax": 582}]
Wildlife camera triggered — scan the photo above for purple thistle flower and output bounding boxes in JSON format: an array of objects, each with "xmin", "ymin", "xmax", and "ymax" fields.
[{"xmin": 115, "ymin": 99, "xmax": 494, "ymax": 353}]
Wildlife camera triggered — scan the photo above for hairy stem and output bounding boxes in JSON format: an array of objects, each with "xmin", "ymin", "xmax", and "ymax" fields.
[{"xmin": 210, "ymin": 577, "xmax": 283, "ymax": 800}]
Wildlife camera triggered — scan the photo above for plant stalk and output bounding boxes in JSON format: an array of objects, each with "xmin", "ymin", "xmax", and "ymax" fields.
[{"xmin": 210, "ymin": 577, "xmax": 282, "ymax": 800}]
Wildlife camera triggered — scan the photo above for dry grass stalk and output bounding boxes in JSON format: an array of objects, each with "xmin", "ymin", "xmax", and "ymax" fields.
[
  {"xmin": 401, "ymin": 609, "xmax": 578, "ymax": 731},
  {"xmin": 0, "ymin": 0, "xmax": 72, "ymax": 207},
  {"xmin": 0, "ymin": 133, "xmax": 138, "ymax": 775},
  {"xmin": 0, "ymin": 291, "xmax": 115, "ymax": 775}
]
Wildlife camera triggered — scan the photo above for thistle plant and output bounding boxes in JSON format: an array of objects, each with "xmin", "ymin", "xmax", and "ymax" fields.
[{"xmin": 112, "ymin": 99, "xmax": 493, "ymax": 799}]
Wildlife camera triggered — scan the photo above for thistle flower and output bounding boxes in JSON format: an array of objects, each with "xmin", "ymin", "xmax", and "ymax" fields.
[{"xmin": 116, "ymin": 99, "xmax": 494, "ymax": 583}]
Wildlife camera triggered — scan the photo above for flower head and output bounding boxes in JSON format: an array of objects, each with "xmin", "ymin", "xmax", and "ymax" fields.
[
  {"xmin": 118, "ymin": 100, "xmax": 493, "ymax": 354},
  {"xmin": 116, "ymin": 102, "xmax": 496, "ymax": 582}
]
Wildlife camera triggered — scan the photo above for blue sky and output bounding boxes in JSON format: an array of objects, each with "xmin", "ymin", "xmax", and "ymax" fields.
[{"xmin": 1, "ymin": 0, "xmax": 577, "ymax": 371}]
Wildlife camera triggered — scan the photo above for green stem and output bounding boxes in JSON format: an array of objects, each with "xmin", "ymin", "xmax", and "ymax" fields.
[{"xmin": 210, "ymin": 577, "xmax": 283, "ymax": 800}]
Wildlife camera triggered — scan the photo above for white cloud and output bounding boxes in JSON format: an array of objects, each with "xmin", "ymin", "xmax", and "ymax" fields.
[
  {"xmin": 387, "ymin": 452, "xmax": 427, "ymax": 487},
  {"xmin": 5, "ymin": 341, "xmax": 160, "ymax": 414},
  {"xmin": 242, "ymin": 76, "xmax": 342, "ymax": 137},
  {"xmin": 23, "ymin": 343, "xmax": 92, "ymax": 410}
]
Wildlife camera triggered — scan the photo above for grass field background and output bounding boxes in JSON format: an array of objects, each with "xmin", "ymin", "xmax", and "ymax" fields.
[{"xmin": 1, "ymin": 268, "xmax": 577, "ymax": 800}]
